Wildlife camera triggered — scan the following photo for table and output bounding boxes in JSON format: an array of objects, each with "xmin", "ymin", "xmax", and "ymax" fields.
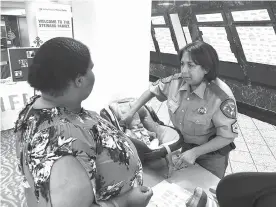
[{"xmin": 143, "ymin": 158, "xmax": 220, "ymax": 194}]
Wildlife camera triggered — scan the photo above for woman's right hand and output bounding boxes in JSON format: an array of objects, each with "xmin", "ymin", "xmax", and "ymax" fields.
[{"xmin": 126, "ymin": 186, "xmax": 153, "ymax": 207}]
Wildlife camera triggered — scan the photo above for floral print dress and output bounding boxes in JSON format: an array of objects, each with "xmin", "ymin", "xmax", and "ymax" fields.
[{"xmin": 14, "ymin": 96, "xmax": 143, "ymax": 205}]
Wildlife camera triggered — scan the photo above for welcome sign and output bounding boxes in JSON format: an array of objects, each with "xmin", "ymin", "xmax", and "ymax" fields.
[
  {"xmin": 38, "ymin": 19, "xmax": 71, "ymax": 28},
  {"xmin": 36, "ymin": 3, "xmax": 73, "ymax": 44}
]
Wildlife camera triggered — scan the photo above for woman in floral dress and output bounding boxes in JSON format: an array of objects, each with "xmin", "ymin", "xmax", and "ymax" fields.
[{"xmin": 14, "ymin": 37, "xmax": 153, "ymax": 207}]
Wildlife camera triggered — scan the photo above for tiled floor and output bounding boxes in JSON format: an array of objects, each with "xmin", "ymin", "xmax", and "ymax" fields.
[{"xmin": 148, "ymin": 97, "xmax": 276, "ymax": 175}]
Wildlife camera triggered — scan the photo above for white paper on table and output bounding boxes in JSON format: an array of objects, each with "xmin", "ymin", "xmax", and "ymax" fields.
[
  {"xmin": 147, "ymin": 180, "xmax": 192, "ymax": 207},
  {"xmin": 236, "ymin": 26, "xmax": 276, "ymax": 66},
  {"xmin": 154, "ymin": 28, "xmax": 177, "ymax": 54}
]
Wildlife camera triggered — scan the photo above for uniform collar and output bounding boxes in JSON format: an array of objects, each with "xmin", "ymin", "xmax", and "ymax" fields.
[
  {"xmin": 193, "ymin": 81, "xmax": 207, "ymax": 99},
  {"xmin": 179, "ymin": 80, "xmax": 207, "ymax": 99}
]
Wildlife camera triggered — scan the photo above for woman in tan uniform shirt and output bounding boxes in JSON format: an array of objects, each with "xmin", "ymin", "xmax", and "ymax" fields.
[{"xmin": 121, "ymin": 41, "xmax": 238, "ymax": 178}]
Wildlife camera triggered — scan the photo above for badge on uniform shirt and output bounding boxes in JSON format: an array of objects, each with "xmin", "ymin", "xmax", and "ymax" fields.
[
  {"xmin": 231, "ymin": 121, "xmax": 239, "ymax": 134},
  {"xmin": 220, "ymin": 99, "xmax": 237, "ymax": 119},
  {"xmin": 197, "ymin": 107, "xmax": 207, "ymax": 115}
]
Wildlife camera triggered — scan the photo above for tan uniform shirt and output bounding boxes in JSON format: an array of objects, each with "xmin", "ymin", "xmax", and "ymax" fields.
[{"xmin": 149, "ymin": 74, "xmax": 238, "ymax": 145}]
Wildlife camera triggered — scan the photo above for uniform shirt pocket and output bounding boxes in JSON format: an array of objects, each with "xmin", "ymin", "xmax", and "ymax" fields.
[
  {"xmin": 167, "ymin": 99, "xmax": 179, "ymax": 114},
  {"xmin": 185, "ymin": 112, "xmax": 212, "ymax": 135}
]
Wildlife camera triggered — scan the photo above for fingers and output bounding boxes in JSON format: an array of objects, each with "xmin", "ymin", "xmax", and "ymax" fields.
[
  {"xmin": 140, "ymin": 186, "xmax": 150, "ymax": 192},
  {"xmin": 174, "ymin": 158, "xmax": 183, "ymax": 168},
  {"xmin": 174, "ymin": 156, "xmax": 191, "ymax": 170},
  {"xmin": 141, "ymin": 186, "xmax": 153, "ymax": 196},
  {"xmin": 166, "ymin": 165, "xmax": 173, "ymax": 178},
  {"xmin": 148, "ymin": 188, "xmax": 153, "ymax": 198},
  {"xmin": 140, "ymin": 186, "xmax": 153, "ymax": 202},
  {"xmin": 145, "ymin": 188, "xmax": 153, "ymax": 201}
]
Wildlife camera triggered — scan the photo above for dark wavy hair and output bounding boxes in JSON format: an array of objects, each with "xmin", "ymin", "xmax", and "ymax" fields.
[
  {"xmin": 179, "ymin": 41, "xmax": 219, "ymax": 82},
  {"xmin": 28, "ymin": 37, "xmax": 91, "ymax": 95}
]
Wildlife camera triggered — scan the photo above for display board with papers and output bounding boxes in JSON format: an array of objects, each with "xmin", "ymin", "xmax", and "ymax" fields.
[
  {"xmin": 231, "ymin": 9, "xmax": 271, "ymax": 22},
  {"xmin": 199, "ymin": 27, "xmax": 238, "ymax": 63},
  {"xmin": 147, "ymin": 180, "xmax": 192, "ymax": 207},
  {"xmin": 236, "ymin": 26, "xmax": 276, "ymax": 66},
  {"xmin": 182, "ymin": 27, "xmax": 193, "ymax": 44},
  {"xmin": 154, "ymin": 28, "xmax": 177, "ymax": 54}
]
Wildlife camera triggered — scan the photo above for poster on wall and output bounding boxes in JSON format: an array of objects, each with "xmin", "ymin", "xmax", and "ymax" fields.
[
  {"xmin": 151, "ymin": 16, "xmax": 166, "ymax": 25},
  {"xmin": 36, "ymin": 3, "xmax": 73, "ymax": 45},
  {"xmin": 199, "ymin": 27, "xmax": 237, "ymax": 63},
  {"xmin": 236, "ymin": 26, "xmax": 276, "ymax": 66},
  {"xmin": 196, "ymin": 13, "xmax": 223, "ymax": 22},
  {"xmin": 154, "ymin": 28, "xmax": 177, "ymax": 54}
]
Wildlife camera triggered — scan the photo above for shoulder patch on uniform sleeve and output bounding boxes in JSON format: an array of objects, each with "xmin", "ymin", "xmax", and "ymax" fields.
[
  {"xmin": 231, "ymin": 120, "xmax": 239, "ymax": 134},
  {"xmin": 152, "ymin": 79, "xmax": 160, "ymax": 86},
  {"xmin": 208, "ymin": 82, "xmax": 229, "ymax": 100},
  {"xmin": 220, "ymin": 99, "xmax": 237, "ymax": 119}
]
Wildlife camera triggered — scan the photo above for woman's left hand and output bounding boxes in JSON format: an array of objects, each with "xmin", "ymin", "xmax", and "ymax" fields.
[{"xmin": 174, "ymin": 149, "xmax": 199, "ymax": 169}]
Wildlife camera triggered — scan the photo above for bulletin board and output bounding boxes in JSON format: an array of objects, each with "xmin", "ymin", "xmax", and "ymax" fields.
[
  {"xmin": 150, "ymin": 14, "xmax": 180, "ymax": 68},
  {"xmin": 8, "ymin": 47, "xmax": 39, "ymax": 82},
  {"xmin": 229, "ymin": 5, "xmax": 276, "ymax": 88},
  {"xmin": 150, "ymin": 1, "xmax": 276, "ymax": 89},
  {"xmin": 191, "ymin": 2, "xmax": 276, "ymax": 88},
  {"xmin": 149, "ymin": 1, "xmax": 276, "ymax": 124}
]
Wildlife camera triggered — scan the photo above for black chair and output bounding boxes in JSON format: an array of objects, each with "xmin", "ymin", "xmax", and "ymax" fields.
[{"xmin": 216, "ymin": 172, "xmax": 276, "ymax": 207}]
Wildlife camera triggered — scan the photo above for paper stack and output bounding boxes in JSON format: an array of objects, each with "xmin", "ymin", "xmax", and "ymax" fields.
[{"xmin": 147, "ymin": 180, "xmax": 192, "ymax": 207}]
